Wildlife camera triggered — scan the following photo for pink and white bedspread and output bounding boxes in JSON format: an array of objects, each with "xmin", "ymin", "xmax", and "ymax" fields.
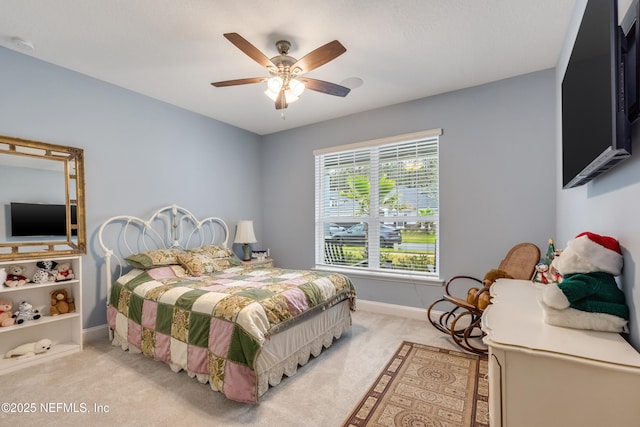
[{"xmin": 107, "ymin": 263, "xmax": 356, "ymax": 403}]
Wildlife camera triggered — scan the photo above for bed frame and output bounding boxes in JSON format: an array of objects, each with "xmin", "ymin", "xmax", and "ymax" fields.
[
  {"xmin": 98, "ymin": 205, "xmax": 229, "ymax": 314},
  {"xmin": 97, "ymin": 205, "xmax": 353, "ymax": 401}
]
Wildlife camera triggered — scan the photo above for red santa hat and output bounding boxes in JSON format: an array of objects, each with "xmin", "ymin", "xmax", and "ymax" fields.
[{"xmin": 567, "ymin": 232, "xmax": 623, "ymax": 275}]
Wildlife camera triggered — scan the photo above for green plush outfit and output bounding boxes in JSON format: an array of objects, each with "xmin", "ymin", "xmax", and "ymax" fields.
[{"xmin": 558, "ymin": 272, "xmax": 629, "ymax": 319}]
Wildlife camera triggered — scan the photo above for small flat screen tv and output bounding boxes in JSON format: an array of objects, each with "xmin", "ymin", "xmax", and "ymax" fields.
[
  {"xmin": 10, "ymin": 202, "xmax": 77, "ymax": 237},
  {"xmin": 561, "ymin": 0, "xmax": 638, "ymax": 188}
]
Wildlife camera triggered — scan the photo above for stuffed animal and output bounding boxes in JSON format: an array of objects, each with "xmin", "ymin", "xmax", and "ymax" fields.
[
  {"xmin": 0, "ymin": 298, "xmax": 15, "ymax": 327},
  {"xmin": 5, "ymin": 338, "xmax": 53, "ymax": 359},
  {"xmin": 53, "ymin": 262, "xmax": 74, "ymax": 281},
  {"xmin": 533, "ymin": 262, "xmax": 553, "ymax": 284},
  {"xmin": 4, "ymin": 265, "xmax": 29, "ymax": 287},
  {"xmin": 32, "ymin": 260, "xmax": 57, "ymax": 284},
  {"xmin": 13, "ymin": 300, "xmax": 41, "ymax": 324},
  {"xmin": 466, "ymin": 269, "xmax": 513, "ymax": 310},
  {"xmin": 540, "ymin": 232, "xmax": 629, "ymax": 332},
  {"xmin": 50, "ymin": 288, "xmax": 75, "ymax": 315}
]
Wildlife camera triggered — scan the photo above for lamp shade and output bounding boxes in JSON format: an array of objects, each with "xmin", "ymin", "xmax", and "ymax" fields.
[
  {"xmin": 289, "ymin": 78, "xmax": 305, "ymax": 96},
  {"xmin": 267, "ymin": 76, "xmax": 283, "ymax": 92},
  {"xmin": 234, "ymin": 220, "xmax": 257, "ymax": 244}
]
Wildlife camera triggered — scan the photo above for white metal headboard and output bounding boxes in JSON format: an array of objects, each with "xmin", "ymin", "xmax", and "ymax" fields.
[{"xmin": 98, "ymin": 204, "xmax": 230, "ymax": 294}]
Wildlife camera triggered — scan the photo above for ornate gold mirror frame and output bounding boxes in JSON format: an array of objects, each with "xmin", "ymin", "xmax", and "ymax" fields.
[{"xmin": 0, "ymin": 135, "xmax": 86, "ymax": 260}]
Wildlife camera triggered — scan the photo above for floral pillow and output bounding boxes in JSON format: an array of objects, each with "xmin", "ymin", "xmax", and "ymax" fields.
[
  {"xmin": 177, "ymin": 251, "xmax": 240, "ymax": 276},
  {"xmin": 189, "ymin": 245, "xmax": 234, "ymax": 259},
  {"xmin": 125, "ymin": 248, "xmax": 187, "ymax": 269}
]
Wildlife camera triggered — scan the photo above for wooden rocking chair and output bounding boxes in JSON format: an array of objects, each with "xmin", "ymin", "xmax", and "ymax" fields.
[{"xmin": 427, "ymin": 242, "xmax": 540, "ymax": 354}]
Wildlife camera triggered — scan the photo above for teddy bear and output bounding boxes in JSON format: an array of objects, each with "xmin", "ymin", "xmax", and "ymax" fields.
[
  {"xmin": 4, "ymin": 265, "xmax": 29, "ymax": 287},
  {"xmin": 32, "ymin": 260, "xmax": 57, "ymax": 284},
  {"xmin": 50, "ymin": 288, "xmax": 75, "ymax": 315},
  {"xmin": 540, "ymin": 232, "xmax": 628, "ymax": 332},
  {"xmin": 53, "ymin": 262, "xmax": 74, "ymax": 281},
  {"xmin": 5, "ymin": 338, "xmax": 53, "ymax": 359},
  {"xmin": 13, "ymin": 300, "xmax": 41, "ymax": 324},
  {"xmin": 0, "ymin": 298, "xmax": 15, "ymax": 327},
  {"xmin": 466, "ymin": 268, "xmax": 514, "ymax": 310}
]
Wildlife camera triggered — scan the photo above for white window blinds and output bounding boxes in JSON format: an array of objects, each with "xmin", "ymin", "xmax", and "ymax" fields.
[{"xmin": 315, "ymin": 129, "xmax": 440, "ymax": 276}]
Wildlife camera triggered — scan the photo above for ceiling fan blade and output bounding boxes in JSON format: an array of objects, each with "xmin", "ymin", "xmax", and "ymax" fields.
[
  {"xmin": 224, "ymin": 33, "xmax": 275, "ymax": 69},
  {"xmin": 275, "ymin": 90, "xmax": 287, "ymax": 110},
  {"xmin": 211, "ymin": 77, "xmax": 267, "ymax": 87},
  {"xmin": 292, "ymin": 40, "xmax": 346, "ymax": 74},
  {"xmin": 298, "ymin": 78, "xmax": 351, "ymax": 97}
]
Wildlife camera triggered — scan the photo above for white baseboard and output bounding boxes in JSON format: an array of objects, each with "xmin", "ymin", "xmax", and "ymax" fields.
[
  {"xmin": 83, "ymin": 324, "xmax": 109, "ymax": 343},
  {"xmin": 357, "ymin": 299, "xmax": 429, "ymax": 322}
]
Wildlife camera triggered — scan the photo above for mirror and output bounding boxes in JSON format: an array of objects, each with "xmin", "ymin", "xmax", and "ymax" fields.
[{"xmin": 0, "ymin": 135, "xmax": 86, "ymax": 260}]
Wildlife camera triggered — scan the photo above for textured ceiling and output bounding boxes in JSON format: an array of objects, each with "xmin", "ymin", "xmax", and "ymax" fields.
[{"xmin": 0, "ymin": 0, "xmax": 578, "ymax": 135}]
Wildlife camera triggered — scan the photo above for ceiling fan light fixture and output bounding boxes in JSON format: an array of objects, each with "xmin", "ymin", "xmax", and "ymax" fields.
[
  {"xmin": 284, "ymin": 90, "xmax": 299, "ymax": 103},
  {"xmin": 267, "ymin": 76, "xmax": 283, "ymax": 92},
  {"xmin": 264, "ymin": 78, "xmax": 304, "ymax": 104},
  {"xmin": 289, "ymin": 78, "xmax": 305, "ymax": 96},
  {"xmin": 264, "ymin": 87, "xmax": 279, "ymax": 102},
  {"xmin": 264, "ymin": 88, "xmax": 299, "ymax": 103}
]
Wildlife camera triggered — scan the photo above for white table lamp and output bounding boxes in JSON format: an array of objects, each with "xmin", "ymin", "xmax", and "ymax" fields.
[{"xmin": 234, "ymin": 220, "xmax": 257, "ymax": 261}]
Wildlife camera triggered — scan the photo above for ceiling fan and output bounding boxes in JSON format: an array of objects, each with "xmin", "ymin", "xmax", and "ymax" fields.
[{"xmin": 211, "ymin": 33, "xmax": 350, "ymax": 110}]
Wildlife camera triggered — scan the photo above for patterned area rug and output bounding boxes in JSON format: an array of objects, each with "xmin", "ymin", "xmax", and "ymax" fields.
[{"xmin": 342, "ymin": 341, "xmax": 489, "ymax": 427}]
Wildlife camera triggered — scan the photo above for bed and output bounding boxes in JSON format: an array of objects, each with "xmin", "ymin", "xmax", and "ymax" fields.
[{"xmin": 98, "ymin": 205, "xmax": 355, "ymax": 403}]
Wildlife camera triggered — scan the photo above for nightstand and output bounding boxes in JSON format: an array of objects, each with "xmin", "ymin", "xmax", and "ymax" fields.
[{"xmin": 242, "ymin": 258, "xmax": 274, "ymax": 268}]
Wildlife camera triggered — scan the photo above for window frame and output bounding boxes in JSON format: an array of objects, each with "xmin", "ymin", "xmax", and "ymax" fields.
[{"xmin": 314, "ymin": 129, "xmax": 441, "ymax": 280}]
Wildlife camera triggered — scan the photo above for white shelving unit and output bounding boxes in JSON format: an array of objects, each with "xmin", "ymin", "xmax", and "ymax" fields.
[{"xmin": 0, "ymin": 255, "xmax": 82, "ymax": 374}]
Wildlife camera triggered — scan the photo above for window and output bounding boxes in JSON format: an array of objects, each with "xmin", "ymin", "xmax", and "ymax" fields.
[{"xmin": 314, "ymin": 129, "xmax": 440, "ymax": 277}]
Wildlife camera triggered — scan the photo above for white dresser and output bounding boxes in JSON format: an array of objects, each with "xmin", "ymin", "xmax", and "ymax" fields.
[{"xmin": 482, "ymin": 279, "xmax": 640, "ymax": 427}]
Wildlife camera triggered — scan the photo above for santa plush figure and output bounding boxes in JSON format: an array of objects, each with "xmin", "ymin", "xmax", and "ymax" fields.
[{"xmin": 541, "ymin": 232, "xmax": 629, "ymax": 332}]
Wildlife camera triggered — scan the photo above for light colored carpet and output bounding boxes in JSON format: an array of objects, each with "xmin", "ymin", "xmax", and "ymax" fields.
[
  {"xmin": 342, "ymin": 341, "xmax": 489, "ymax": 427},
  {"xmin": 0, "ymin": 309, "xmax": 459, "ymax": 427}
]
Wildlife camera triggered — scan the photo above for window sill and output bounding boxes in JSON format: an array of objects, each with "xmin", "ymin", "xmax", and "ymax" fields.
[{"xmin": 314, "ymin": 265, "xmax": 444, "ymax": 286}]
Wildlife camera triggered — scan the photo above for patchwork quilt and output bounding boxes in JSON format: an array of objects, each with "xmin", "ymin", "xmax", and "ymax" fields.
[{"xmin": 106, "ymin": 263, "xmax": 356, "ymax": 403}]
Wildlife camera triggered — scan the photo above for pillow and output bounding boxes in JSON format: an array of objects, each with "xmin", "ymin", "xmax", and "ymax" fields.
[
  {"xmin": 125, "ymin": 248, "xmax": 187, "ymax": 269},
  {"xmin": 177, "ymin": 251, "xmax": 240, "ymax": 276},
  {"xmin": 189, "ymin": 245, "xmax": 234, "ymax": 259}
]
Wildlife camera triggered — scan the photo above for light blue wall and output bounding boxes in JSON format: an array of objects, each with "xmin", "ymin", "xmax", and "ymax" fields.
[
  {"xmin": 0, "ymin": 47, "xmax": 263, "ymax": 328},
  {"xmin": 261, "ymin": 70, "xmax": 557, "ymax": 308},
  {"xmin": 556, "ymin": 0, "xmax": 640, "ymax": 350}
]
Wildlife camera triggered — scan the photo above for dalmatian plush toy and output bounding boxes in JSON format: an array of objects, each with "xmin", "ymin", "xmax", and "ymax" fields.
[{"xmin": 32, "ymin": 260, "xmax": 57, "ymax": 284}]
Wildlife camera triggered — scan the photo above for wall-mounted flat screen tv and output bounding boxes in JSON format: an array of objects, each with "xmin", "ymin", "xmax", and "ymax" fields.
[
  {"xmin": 561, "ymin": 0, "xmax": 639, "ymax": 188},
  {"xmin": 10, "ymin": 202, "xmax": 77, "ymax": 237}
]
